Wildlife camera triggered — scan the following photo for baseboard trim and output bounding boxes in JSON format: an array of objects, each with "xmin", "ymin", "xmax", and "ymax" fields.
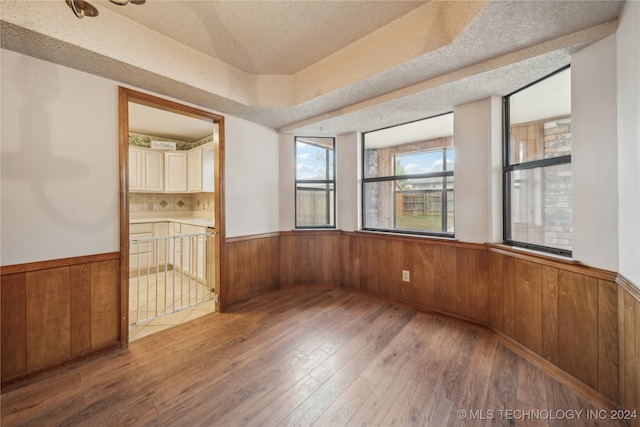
[
  {"xmin": 280, "ymin": 282, "xmax": 342, "ymax": 291},
  {"xmin": 342, "ymin": 283, "xmax": 619, "ymax": 414},
  {"xmin": 490, "ymin": 329, "xmax": 619, "ymax": 412},
  {"xmin": 0, "ymin": 343, "xmax": 120, "ymax": 390}
]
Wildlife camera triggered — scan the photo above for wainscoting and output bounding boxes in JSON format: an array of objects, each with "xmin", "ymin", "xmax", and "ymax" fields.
[
  {"xmin": 3, "ymin": 230, "xmax": 639, "ymax": 424},
  {"xmin": 280, "ymin": 230, "xmax": 341, "ymax": 288},
  {"xmin": 487, "ymin": 246, "xmax": 619, "ymax": 404},
  {"xmin": 224, "ymin": 233, "xmax": 280, "ymax": 307},
  {"xmin": 340, "ymin": 232, "xmax": 489, "ymax": 324},
  {"xmin": 1, "ymin": 253, "xmax": 120, "ymax": 383},
  {"xmin": 270, "ymin": 230, "xmax": 638, "ymax": 422},
  {"xmin": 618, "ymin": 275, "xmax": 640, "ymax": 425}
]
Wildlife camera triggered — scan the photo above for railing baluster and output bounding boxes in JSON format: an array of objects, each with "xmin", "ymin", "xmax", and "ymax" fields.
[{"xmin": 129, "ymin": 231, "xmax": 213, "ymax": 327}]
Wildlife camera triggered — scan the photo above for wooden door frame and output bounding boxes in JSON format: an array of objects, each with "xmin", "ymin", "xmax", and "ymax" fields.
[{"xmin": 118, "ymin": 87, "xmax": 226, "ymax": 346}]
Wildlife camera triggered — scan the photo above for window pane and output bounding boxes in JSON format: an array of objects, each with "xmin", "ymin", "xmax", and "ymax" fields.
[
  {"xmin": 296, "ymin": 139, "xmax": 334, "ymax": 180},
  {"xmin": 296, "ymin": 183, "xmax": 334, "ymax": 227},
  {"xmin": 364, "ymin": 179, "xmax": 453, "ymax": 234},
  {"xmin": 446, "ymin": 148, "xmax": 455, "ymax": 171},
  {"xmin": 509, "ymin": 163, "xmax": 572, "ymax": 251},
  {"xmin": 362, "ymin": 113, "xmax": 454, "ymax": 236},
  {"xmin": 509, "ymin": 68, "xmax": 571, "ymax": 164},
  {"xmin": 364, "ymin": 114, "xmax": 453, "ymax": 179},
  {"xmin": 295, "ymin": 136, "xmax": 335, "ymax": 228},
  {"xmin": 395, "ymin": 150, "xmax": 444, "ymax": 175}
]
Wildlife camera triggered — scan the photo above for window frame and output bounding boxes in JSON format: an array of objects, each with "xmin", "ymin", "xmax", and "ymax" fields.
[
  {"xmin": 294, "ymin": 136, "xmax": 336, "ymax": 229},
  {"xmin": 361, "ymin": 113, "xmax": 455, "ymax": 238},
  {"xmin": 502, "ymin": 66, "xmax": 572, "ymax": 257}
]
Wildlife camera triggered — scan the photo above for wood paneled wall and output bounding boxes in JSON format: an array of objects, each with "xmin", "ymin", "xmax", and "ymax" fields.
[
  {"xmin": 224, "ymin": 233, "xmax": 280, "ymax": 306},
  {"xmin": 279, "ymin": 231, "xmax": 341, "ymax": 288},
  {"xmin": 340, "ymin": 232, "xmax": 488, "ymax": 324},
  {"xmin": 618, "ymin": 276, "xmax": 640, "ymax": 427},
  {"xmin": 1, "ymin": 253, "xmax": 120, "ymax": 383},
  {"xmin": 487, "ymin": 247, "xmax": 619, "ymax": 403},
  {"xmin": 3, "ymin": 230, "xmax": 637, "ymax": 418},
  {"xmin": 283, "ymin": 231, "xmax": 628, "ymax": 410}
]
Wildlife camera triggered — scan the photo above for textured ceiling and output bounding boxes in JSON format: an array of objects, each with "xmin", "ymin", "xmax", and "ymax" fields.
[
  {"xmin": 0, "ymin": 0, "xmax": 625, "ymax": 138},
  {"xmin": 99, "ymin": 0, "xmax": 428, "ymax": 75}
]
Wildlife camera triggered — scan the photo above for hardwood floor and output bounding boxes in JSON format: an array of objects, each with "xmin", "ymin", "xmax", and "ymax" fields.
[{"xmin": 1, "ymin": 288, "xmax": 624, "ymax": 426}]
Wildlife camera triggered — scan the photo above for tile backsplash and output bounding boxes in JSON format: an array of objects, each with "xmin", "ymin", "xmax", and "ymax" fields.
[{"xmin": 130, "ymin": 193, "xmax": 214, "ymax": 213}]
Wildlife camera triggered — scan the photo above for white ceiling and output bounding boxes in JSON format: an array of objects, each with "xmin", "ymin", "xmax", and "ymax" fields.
[
  {"xmin": 129, "ymin": 102, "xmax": 215, "ymax": 141},
  {"xmin": 0, "ymin": 0, "xmax": 625, "ymax": 139}
]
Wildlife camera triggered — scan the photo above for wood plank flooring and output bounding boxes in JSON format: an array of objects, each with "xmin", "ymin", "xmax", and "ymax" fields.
[{"xmin": 1, "ymin": 288, "xmax": 624, "ymax": 426}]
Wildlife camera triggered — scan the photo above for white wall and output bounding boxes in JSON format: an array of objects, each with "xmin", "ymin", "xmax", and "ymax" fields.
[
  {"xmin": 1, "ymin": 49, "xmax": 120, "ymax": 265},
  {"xmin": 571, "ymin": 35, "xmax": 619, "ymax": 272},
  {"xmin": 336, "ymin": 132, "xmax": 360, "ymax": 231},
  {"xmin": 1, "ymin": 48, "xmax": 281, "ymax": 265},
  {"xmin": 616, "ymin": 0, "xmax": 640, "ymax": 287},
  {"xmin": 224, "ymin": 117, "xmax": 280, "ymax": 237},
  {"xmin": 453, "ymin": 97, "xmax": 503, "ymax": 243},
  {"xmin": 279, "ymin": 134, "xmax": 295, "ymax": 231}
]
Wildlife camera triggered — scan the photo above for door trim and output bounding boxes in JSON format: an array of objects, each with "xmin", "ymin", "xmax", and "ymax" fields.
[{"xmin": 118, "ymin": 87, "xmax": 226, "ymax": 346}]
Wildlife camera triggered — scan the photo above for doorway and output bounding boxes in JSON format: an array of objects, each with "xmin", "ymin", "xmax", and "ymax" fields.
[{"xmin": 118, "ymin": 88, "xmax": 225, "ymax": 344}]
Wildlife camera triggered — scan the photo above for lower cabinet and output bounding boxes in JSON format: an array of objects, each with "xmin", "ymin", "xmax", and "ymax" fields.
[
  {"xmin": 153, "ymin": 222, "xmax": 169, "ymax": 265},
  {"xmin": 129, "ymin": 223, "xmax": 154, "ymax": 271},
  {"xmin": 130, "ymin": 221, "xmax": 209, "ymax": 283},
  {"xmin": 181, "ymin": 224, "xmax": 207, "ymax": 283}
]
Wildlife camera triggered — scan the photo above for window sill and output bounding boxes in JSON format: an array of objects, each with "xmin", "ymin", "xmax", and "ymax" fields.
[
  {"xmin": 353, "ymin": 229, "xmax": 465, "ymax": 245},
  {"xmin": 486, "ymin": 242, "xmax": 578, "ymax": 265},
  {"xmin": 486, "ymin": 243, "xmax": 619, "ymax": 281}
]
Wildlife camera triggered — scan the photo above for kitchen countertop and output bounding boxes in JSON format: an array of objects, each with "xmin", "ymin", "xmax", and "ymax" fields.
[{"xmin": 130, "ymin": 216, "xmax": 214, "ymax": 228}]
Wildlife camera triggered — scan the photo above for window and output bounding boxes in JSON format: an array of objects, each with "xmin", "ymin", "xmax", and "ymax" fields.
[
  {"xmin": 503, "ymin": 67, "xmax": 572, "ymax": 256},
  {"xmin": 295, "ymin": 137, "xmax": 335, "ymax": 228},
  {"xmin": 362, "ymin": 113, "xmax": 454, "ymax": 236}
]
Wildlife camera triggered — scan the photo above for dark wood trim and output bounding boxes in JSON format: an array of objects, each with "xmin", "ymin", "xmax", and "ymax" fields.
[
  {"xmin": 215, "ymin": 116, "xmax": 226, "ymax": 313},
  {"xmin": 117, "ymin": 87, "xmax": 227, "ymax": 323},
  {"xmin": 1, "ymin": 343, "xmax": 120, "ymax": 388},
  {"xmin": 224, "ymin": 284, "xmax": 280, "ymax": 308},
  {"xmin": 491, "ymin": 328, "xmax": 619, "ymax": 411},
  {"xmin": 348, "ymin": 230, "xmax": 485, "ymax": 250},
  {"xmin": 616, "ymin": 273, "xmax": 640, "ymax": 302},
  {"xmin": 226, "ymin": 232, "xmax": 280, "ymax": 243},
  {"xmin": 280, "ymin": 282, "xmax": 341, "ymax": 291},
  {"xmin": 486, "ymin": 243, "xmax": 617, "ymax": 281},
  {"xmin": 0, "ymin": 252, "xmax": 119, "ymax": 276},
  {"xmin": 280, "ymin": 229, "xmax": 343, "ymax": 237},
  {"xmin": 342, "ymin": 284, "xmax": 490, "ymax": 332},
  {"xmin": 344, "ymin": 278, "xmax": 618, "ymax": 411},
  {"xmin": 118, "ymin": 87, "xmax": 130, "ymax": 347}
]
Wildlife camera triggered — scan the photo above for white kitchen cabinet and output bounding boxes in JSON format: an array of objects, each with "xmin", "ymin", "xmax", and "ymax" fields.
[
  {"xmin": 129, "ymin": 147, "xmax": 164, "ymax": 192},
  {"xmin": 164, "ymin": 151, "xmax": 188, "ymax": 192},
  {"xmin": 187, "ymin": 147, "xmax": 203, "ymax": 192},
  {"xmin": 130, "ymin": 145, "xmax": 211, "ymax": 194},
  {"xmin": 202, "ymin": 143, "xmax": 214, "ymax": 192},
  {"xmin": 168, "ymin": 222, "xmax": 183, "ymax": 270},
  {"xmin": 153, "ymin": 222, "xmax": 169, "ymax": 264},
  {"xmin": 129, "ymin": 222, "xmax": 154, "ymax": 271},
  {"xmin": 181, "ymin": 223, "xmax": 207, "ymax": 283},
  {"xmin": 188, "ymin": 142, "xmax": 214, "ymax": 193},
  {"xmin": 129, "ymin": 147, "xmax": 143, "ymax": 191}
]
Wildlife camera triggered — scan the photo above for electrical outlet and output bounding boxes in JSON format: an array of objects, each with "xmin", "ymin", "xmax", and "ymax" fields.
[{"xmin": 402, "ymin": 270, "xmax": 410, "ymax": 282}]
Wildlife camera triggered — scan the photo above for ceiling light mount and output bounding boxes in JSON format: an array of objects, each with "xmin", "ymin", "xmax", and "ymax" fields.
[{"xmin": 66, "ymin": 0, "xmax": 145, "ymax": 19}]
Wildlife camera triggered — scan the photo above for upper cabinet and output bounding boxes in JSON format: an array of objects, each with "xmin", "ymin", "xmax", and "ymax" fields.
[
  {"xmin": 129, "ymin": 144, "xmax": 213, "ymax": 193},
  {"xmin": 187, "ymin": 146, "xmax": 203, "ymax": 192},
  {"xmin": 129, "ymin": 147, "xmax": 164, "ymax": 192},
  {"xmin": 164, "ymin": 151, "xmax": 188, "ymax": 192},
  {"xmin": 202, "ymin": 143, "xmax": 214, "ymax": 192},
  {"xmin": 188, "ymin": 142, "xmax": 214, "ymax": 193}
]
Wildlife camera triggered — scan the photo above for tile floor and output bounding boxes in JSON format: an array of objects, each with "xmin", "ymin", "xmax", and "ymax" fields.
[{"xmin": 129, "ymin": 270, "xmax": 216, "ymax": 342}]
